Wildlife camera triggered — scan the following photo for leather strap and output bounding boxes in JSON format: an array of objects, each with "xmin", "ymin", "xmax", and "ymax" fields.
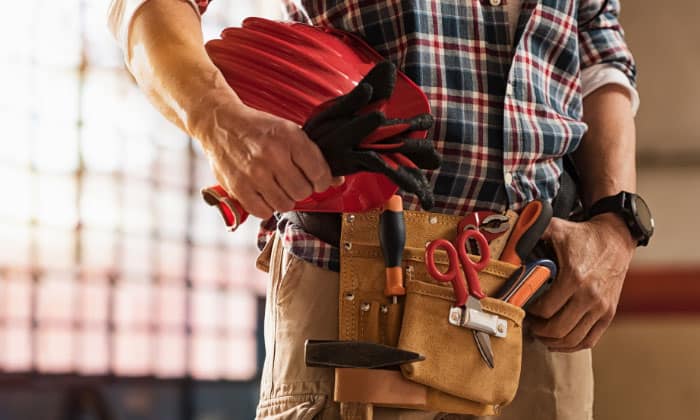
[
  {"xmin": 551, "ymin": 160, "xmax": 581, "ymax": 221},
  {"xmin": 334, "ymin": 368, "xmax": 428, "ymax": 406},
  {"xmin": 289, "ymin": 166, "xmax": 579, "ymax": 253},
  {"xmin": 286, "ymin": 211, "xmax": 342, "ymax": 247}
]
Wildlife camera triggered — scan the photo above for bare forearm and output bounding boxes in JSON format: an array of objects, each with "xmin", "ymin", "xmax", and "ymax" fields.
[
  {"xmin": 575, "ymin": 84, "xmax": 637, "ymax": 208},
  {"xmin": 528, "ymin": 86, "xmax": 638, "ymax": 351},
  {"xmin": 126, "ymin": 0, "xmax": 243, "ymax": 140},
  {"xmin": 118, "ymin": 0, "xmax": 335, "ymax": 218}
]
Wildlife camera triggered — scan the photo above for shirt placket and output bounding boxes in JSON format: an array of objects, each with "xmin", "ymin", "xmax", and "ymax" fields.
[
  {"xmin": 502, "ymin": 0, "xmax": 539, "ymax": 208},
  {"xmin": 479, "ymin": 0, "xmax": 519, "ymax": 208}
]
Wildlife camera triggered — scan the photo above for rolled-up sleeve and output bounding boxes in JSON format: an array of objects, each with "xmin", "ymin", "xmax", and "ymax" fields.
[
  {"xmin": 581, "ymin": 63, "xmax": 640, "ymax": 114},
  {"xmin": 107, "ymin": 0, "xmax": 211, "ymax": 57},
  {"xmin": 578, "ymin": 0, "xmax": 637, "ymax": 86},
  {"xmin": 578, "ymin": 0, "xmax": 639, "ymax": 113}
]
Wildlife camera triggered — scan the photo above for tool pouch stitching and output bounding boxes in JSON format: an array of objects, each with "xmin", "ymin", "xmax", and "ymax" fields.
[
  {"xmin": 337, "ymin": 209, "xmax": 525, "ymax": 414},
  {"xmin": 398, "ymin": 276, "xmax": 525, "ymax": 406}
]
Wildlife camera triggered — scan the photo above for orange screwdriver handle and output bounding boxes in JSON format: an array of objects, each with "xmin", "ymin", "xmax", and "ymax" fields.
[
  {"xmin": 379, "ymin": 195, "xmax": 406, "ymax": 297},
  {"xmin": 507, "ymin": 266, "xmax": 553, "ymax": 307}
]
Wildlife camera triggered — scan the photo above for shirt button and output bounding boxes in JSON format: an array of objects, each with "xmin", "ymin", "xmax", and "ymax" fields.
[
  {"xmin": 505, "ymin": 172, "xmax": 513, "ymax": 184},
  {"xmin": 505, "ymin": 82, "xmax": 514, "ymax": 97},
  {"xmin": 490, "ymin": 0, "xmax": 502, "ymax": 5}
]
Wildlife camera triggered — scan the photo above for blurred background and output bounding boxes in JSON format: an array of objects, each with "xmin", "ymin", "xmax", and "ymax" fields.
[{"xmin": 0, "ymin": 1, "xmax": 697, "ymax": 419}]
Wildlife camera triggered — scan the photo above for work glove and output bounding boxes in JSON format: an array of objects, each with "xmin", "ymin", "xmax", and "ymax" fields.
[
  {"xmin": 202, "ymin": 61, "xmax": 440, "ymax": 231},
  {"xmin": 304, "ymin": 61, "xmax": 440, "ymax": 209}
]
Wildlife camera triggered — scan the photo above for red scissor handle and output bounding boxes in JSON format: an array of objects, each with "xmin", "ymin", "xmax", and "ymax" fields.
[
  {"xmin": 425, "ymin": 239, "xmax": 468, "ymax": 307},
  {"xmin": 455, "ymin": 229, "xmax": 490, "ymax": 300}
]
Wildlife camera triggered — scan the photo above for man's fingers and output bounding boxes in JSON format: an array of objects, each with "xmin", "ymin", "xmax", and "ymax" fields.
[
  {"xmin": 274, "ymin": 167, "xmax": 314, "ymax": 202},
  {"xmin": 291, "ymin": 140, "xmax": 334, "ymax": 193},
  {"xmin": 537, "ymin": 311, "xmax": 597, "ymax": 350},
  {"xmin": 527, "ymin": 219, "xmax": 575, "ymax": 319},
  {"xmin": 556, "ymin": 318, "xmax": 610, "ymax": 353},
  {"xmin": 529, "ymin": 296, "xmax": 591, "ymax": 340},
  {"xmin": 211, "ymin": 161, "xmax": 273, "ymax": 219},
  {"xmin": 580, "ymin": 317, "xmax": 613, "ymax": 349},
  {"xmin": 257, "ymin": 177, "xmax": 295, "ymax": 213},
  {"xmin": 234, "ymin": 185, "xmax": 274, "ymax": 219},
  {"xmin": 527, "ymin": 274, "xmax": 575, "ymax": 319}
]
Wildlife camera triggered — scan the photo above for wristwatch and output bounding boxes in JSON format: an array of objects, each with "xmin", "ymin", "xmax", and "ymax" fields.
[{"xmin": 588, "ymin": 191, "xmax": 654, "ymax": 247}]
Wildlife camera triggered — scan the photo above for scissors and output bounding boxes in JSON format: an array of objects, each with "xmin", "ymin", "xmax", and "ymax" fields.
[
  {"xmin": 425, "ymin": 229, "xmax": 490, "ymax": 306},
  {"xmin": 425, "ymin": 229, "xmax": 496, "ymax": 368}
]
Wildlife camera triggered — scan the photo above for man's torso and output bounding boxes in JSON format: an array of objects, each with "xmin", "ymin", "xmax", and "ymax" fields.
[{"xmin": 269, "ymin": 0, "xmax": 590, "ymax": 270}]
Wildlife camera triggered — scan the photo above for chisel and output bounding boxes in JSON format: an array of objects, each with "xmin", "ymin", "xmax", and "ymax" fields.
[{"xmin": 305, "ymin": 340, "xmax": 424, "ymax": 369}]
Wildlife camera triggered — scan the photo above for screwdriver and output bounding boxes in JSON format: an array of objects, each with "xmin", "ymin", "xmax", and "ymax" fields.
[
  {"xmin": 496, "ymin": 259, "xmax": 557, "ymax": 307},
  {"xmin": 379, "ymin": 195, "xmax": 406, "ymax": 304}
]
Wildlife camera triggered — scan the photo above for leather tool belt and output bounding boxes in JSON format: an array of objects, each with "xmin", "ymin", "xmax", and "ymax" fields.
[
  {"xmin": 285, "ymin": 165, "xmax": 580, "ymax": 249},
  {"xmin": 335, "ymin": 209, "xmax": 525, "ymax": 415},
  {"xmin": 287, "ymin": 170, "xmax": 578, "ymax": 415}
]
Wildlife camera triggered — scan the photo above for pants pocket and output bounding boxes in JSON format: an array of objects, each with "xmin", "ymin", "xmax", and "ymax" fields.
[
  {"xmin": 256, "ymin": 394, "xmax": 327, "ymax": 420},
  {"xmin": 258, "ymin": 235, "xmax": 339, "ymax": 418},
  {"xmin": 256, "ymin": 234, "xmax": 276, "ymax": 273}
]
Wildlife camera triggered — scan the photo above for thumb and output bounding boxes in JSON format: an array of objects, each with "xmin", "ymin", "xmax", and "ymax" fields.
[{"xmin": 541, "ymin": 216, "xmax": 564, "ymax": 241}]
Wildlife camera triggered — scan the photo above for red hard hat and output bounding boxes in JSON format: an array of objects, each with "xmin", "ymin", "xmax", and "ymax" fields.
[{"xmin": 205, "ymin": 18, "xmax": 431, "ymax": 213}]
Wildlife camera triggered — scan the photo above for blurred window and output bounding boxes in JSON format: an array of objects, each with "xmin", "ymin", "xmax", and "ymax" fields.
[{"xmin": 0, "ymin": 0, "xmax": 272, "ymax": 381}]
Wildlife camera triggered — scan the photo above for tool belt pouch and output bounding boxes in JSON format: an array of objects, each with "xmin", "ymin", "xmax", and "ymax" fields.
[
  {"xmin": 338, "ymin": 210, "xmax": 524, "ymax": 415},
  {"xmin": 399, "ymin": 258, "xmax": 525, "ymax": 408}
]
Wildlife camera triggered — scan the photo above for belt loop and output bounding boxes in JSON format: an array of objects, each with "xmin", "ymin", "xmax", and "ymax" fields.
[{"xmin": 255, "ymin": 233, "xmax": 278, "ymax": 273}]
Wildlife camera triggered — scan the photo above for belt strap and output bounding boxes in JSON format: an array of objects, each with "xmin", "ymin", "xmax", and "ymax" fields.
[
  {"xmin": 289, "ymin": 167, "xmax": 580, "ymax": 250},
  {"xmin": 286, "ymin": 211, "xmax": 342, "ymax": 247}
]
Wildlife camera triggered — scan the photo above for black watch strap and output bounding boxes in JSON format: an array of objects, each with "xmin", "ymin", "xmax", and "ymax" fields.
[
  {"xmin": 588, "ymin": 191, "xmax": 654, "ymax": 247},
  {"xmin": 588, "ymin": 193, "xmax": 628, "ymax": 218}
]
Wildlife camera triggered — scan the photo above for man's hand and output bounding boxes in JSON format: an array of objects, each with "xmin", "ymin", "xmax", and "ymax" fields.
[
  {"xmin": 201, "ymin": 103, "xmax": 340, "ymax": 219},
  {"xmin": 121, "ymin": 0, "xmax": 340, "ymax": 220},
  {"xmin": 527, "ymin": 213, "xmax": 636, "ymax": 352}
]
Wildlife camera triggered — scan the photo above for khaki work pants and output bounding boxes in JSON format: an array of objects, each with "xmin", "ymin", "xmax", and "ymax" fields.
[{"xmin": 255, "ymin": 235, "xmax": 594, "ymax": 420}]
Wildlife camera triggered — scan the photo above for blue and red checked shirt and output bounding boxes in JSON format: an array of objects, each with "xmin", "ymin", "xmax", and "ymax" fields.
[{"xmin": 194, "ymin": 0, "xmax": 638, "ymax": 272}]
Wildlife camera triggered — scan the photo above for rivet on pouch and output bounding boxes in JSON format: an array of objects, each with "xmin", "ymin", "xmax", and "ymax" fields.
[
  {"xmin": 497, "ymin": 324, "xmax": 505, "ymax": 334},
  {"xmin": 344, "ymin": 242, "xmax": 352, "ymax": 250},
  {"xmin": 360, "ymin": 302, "xmax": 370, "ymax": 312},
  {"xmin": 380, "ymin": 305, "xmax": 388, "ymax": 314},
  {"xmin": 449, "ymin": 307, "xmax": 463, "ymax": 325},
  {"xmin": 346, "ymin": 214, "xmax": 355, "ymax": 223},
  {"xmin": 429, "ymin": 216, "xmax": 438, "ymax": 224},
  {"xmin": 405, "ymin": 265, "xmax": 415, "ymax": 281},
  {"xmin": 344, "ymin": 292, "xmax": 355, "ymax": 301}
]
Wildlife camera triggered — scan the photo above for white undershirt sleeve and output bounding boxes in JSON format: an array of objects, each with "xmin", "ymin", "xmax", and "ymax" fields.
[
  {"xmin": 581, "ymin": 64, "xmax": 640, "ymax": 115},
  {"xmin": 107, "ymin": 0, "xmax": 201, "ymax": 62}
]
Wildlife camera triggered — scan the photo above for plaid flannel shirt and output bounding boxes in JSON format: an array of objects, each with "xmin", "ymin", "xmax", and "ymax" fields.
[{"xmin": 198, "ymin": 0, "xmax": 637, "ymax": 272}]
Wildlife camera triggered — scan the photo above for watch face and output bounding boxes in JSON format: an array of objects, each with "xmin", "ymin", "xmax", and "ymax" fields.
[{"xmin": 633, "ymin": 195, "xmax": 654, "ymax": 235}]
